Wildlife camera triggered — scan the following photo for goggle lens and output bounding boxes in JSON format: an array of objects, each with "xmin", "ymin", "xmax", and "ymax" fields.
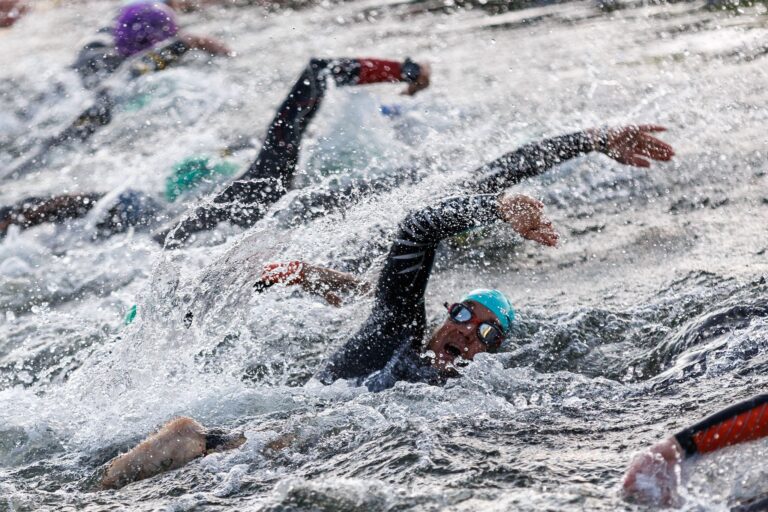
[{"xmin": 449, "ymin": 303, "xmax": 472, "ymax": 323}]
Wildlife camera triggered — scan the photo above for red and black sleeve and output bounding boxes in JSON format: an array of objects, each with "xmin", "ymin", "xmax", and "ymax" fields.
[{"xmin": 674, "ymin": 394, "xmax": 768, "ymax": 457}]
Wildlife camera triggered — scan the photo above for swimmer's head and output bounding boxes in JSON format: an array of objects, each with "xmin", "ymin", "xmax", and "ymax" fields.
[
  {"xmin": 426, "ymin": 289, "xmax": 514, "ymax": 375},
  {"xmin": 114, "ymin": 2, "xmax": 178, "ymax": 58}
]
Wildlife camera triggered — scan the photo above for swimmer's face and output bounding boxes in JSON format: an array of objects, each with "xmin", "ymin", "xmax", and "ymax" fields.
[{"xmin": 425, "ymin": 301, "xmax": 502, "ymax": 376}]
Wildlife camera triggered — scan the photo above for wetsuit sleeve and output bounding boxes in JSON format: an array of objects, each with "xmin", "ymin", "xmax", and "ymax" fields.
[
  {"xmin": 162, "ymin": 58, "xmax": 417, "ymax": 246},
  {"xmin": 674, "ymin": 394, "xmax": 768, "ymax": 458},
  {"xmin": 317, "ymin": 194, "xmax": 503, "ymax": 382},
  {"xmin": 374, "ymin": 194, "xmax": 503, "ymax": 309},
  {"xmin": 470, "ymin": 131, "xmax": 596, "ymax": 194},
  {"xmin": 0, "ymin": 193, "xmax": 104, "ymax": 237}
]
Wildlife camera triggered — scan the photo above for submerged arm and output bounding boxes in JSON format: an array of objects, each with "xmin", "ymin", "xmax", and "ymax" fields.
[
  {"xmin": 0, "ymin": 193, "xmax": 103, "ymax": 237},
  {"xmin": 100, "ymin": 417, "xmax": 245, "ymax": 490}
]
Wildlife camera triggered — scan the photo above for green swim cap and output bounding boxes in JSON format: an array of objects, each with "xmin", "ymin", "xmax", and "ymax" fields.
[
  {"xmin": 165, "ymin": 156, "xmax": 238, "ymax": 202},
  {"xmin": 124, "ymin": 304, "xmax": 137, "ymax": 325},
  {"xmin": 460, "ymin": 289, "xmax": 515, "ymax": 333}
]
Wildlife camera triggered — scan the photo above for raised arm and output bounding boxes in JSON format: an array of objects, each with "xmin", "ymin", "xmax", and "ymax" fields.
[
  {"xmin": 158, "ymin": 57, "xmax": 430, "ymax": 248},
  {"xmin": 623, "ymin": 394, "xmax": 768, "ymax": 506},
  {"xmin": 471, "ymin": 125, "xmax": 675, "ymax": 194},
  {"xmin": 318, "ymin": 193, "xmax": 557, "ymax": 383}
]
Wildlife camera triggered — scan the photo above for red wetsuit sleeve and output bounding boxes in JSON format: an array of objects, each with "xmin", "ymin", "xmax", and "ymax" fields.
[
  {"xmin": 674, "ymin": 394, "xmax": 768, "ymax": 457},
  {"xmin": 356, "ymin": 59, "xmax": 403, "ymax": 84}
]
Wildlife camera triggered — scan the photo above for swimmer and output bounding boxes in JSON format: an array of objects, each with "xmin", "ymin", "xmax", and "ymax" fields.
[
  {"xmin": 73, "ymin": 1, "xmax": 231, "ymax": 90},
  {"xmin": 622, "ymin": 394, "xmax": 768, "ymax": 507},
  {"xmin": 154, "ymin": 56, "xmax": 433, "ymax": 247},
  {"xmin": 99, "ymin": 190, "xmax": 557, "ymax": 490},
  {"xmin": 1, "ymin": 56, "xmax": 427, "ymax": 239}
]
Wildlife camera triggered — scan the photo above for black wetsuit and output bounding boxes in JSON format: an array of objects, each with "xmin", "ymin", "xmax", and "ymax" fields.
[
  {"xmin": 315, "ymin": 194, "xmax": 502, "ymax": 392},
  {"xmin": 0, "ymin": 191, "xmax": 162, "ymax": 239},
  {"xmin": 313, "ymin": 132, "xmax": 598, "ymax": 392},
  {"xmin": 161, "ymin": 57, "xmax": 422, "ymax": 246}
]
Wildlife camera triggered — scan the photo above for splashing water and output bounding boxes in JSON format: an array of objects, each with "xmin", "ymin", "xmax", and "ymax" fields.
[{"xmin": 1, "ymin": 0, "xmax": 768, "ymax": 510}]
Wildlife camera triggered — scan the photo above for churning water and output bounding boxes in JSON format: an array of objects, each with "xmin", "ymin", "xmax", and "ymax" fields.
[{"xmin": 1, "ymin": 0, "xmax": 767, "ymax": 510}]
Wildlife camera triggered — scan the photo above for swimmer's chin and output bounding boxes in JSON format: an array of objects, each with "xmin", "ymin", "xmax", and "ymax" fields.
[{"xmin": 422, "ymin": 351, "xmax": 463, "ymax": 377}]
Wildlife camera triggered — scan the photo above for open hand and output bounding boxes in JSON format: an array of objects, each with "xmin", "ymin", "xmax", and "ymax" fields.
[
  {"xmin": 593, "ymin": 125, "xmax": 675, "ymax": 168},
  {"xmin": 498, "ymin": 194, "xmax": 559, "ymax": 247},
  {"xmin": 402, "ymin": 62, "xmax": 430, "ymax": 96}
]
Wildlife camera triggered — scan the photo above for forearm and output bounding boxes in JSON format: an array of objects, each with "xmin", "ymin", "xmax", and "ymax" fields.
[
  {"xmin": 2, "ymin": 193, "xmax": 103, "ymax": 233},
  {"xmin": 674, "ymin": 394, "xmax": 768, "ymax": 457},
  {"xmin": 471, "ymin": 131, "xmax": 596, "ymax": 194}
]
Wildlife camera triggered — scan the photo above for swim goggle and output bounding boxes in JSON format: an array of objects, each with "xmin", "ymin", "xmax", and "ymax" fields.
[{"xmin": 444, "ymin": 302, "xmax": 505, "ymax": 347}]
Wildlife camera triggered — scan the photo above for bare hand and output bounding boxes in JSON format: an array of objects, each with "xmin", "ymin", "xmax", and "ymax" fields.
[
  {"xmin": 622, "ymin": 437, "xmax": 683, "ymax": 506},
  {"xmin": 497, "ymin": 194, "xmax": 559, "ymax": 247},
  {"xmin": 593, "ymin": 125, "xmax": 675, "ymax": 168},
  {"xmin": 0, "ymin": 0, "xmax": 28, "ymax": 27},
  {"xmin": 402, "ymin": 62, "xmax": 430, "ymax": 96},
  {"xmin": 258, "ymin": 261, "xmax": 306, "ymax": 287}
]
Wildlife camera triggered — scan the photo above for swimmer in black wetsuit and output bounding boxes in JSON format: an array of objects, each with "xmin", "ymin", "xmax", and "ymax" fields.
[
  {"xmin": 73, "ymin": 1, "xmax": 230, "ymax": 91},
  {"xmin": 98, "ymin": 189, "xmax": 559, "ymax": 490},
  {"xmin": 154, "ymin": 56, "xmax": 432, "ymax": 247},
  {"xmin": 623, "ymin": 394, "xmax": 768, "ymax": 507},
  {"xmin": 0, "ymin": 56, "xmax": 431, "ymax": 240},
  {"xmin": 259, "ymin": 193, "xmax": 561, "ymax": 391}
]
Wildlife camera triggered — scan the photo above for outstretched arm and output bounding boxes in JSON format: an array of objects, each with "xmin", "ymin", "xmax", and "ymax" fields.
[
  {"xmin": 623, "ymin": 394, "xmax": 768, "ymax": 506},
  {"xmin": 471, "ymin": 125, "xmax": 675, "ymax": 194},
  {"xmin": 318, "ymin": 192, "xmax": 557, "ymax": 383},
  {"xmin": 0, "ymin": 193, "xmax": 103, "ymax": 237},
  {"xmin": 157, "ymin": 57, "xmax": 430, "ymax": 248},
  {"xmin": 254, "ymin": 261, "xmax": 372, "ymax": 307}
]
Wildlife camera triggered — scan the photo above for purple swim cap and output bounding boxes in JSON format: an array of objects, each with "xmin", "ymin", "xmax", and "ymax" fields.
[{"xmin": 114, "ymin": 2, "xmax": 178, "ymax": 58}]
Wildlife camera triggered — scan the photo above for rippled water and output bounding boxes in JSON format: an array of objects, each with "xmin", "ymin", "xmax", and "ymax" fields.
[{"xmin": 1, "ymin": 0, "xmax": 768, "ymax": 510}]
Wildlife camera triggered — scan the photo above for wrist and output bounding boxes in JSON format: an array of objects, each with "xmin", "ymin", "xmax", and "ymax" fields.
[{"xmin": 587, "ymin": 127, "xmax": 609, "ymax": 153}]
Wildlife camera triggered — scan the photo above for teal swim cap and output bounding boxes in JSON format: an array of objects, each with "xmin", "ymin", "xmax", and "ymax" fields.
[
  {"xmin": 460, "ymin": 289, "xmax": 515, "ymax": 333},
  {"xmin": 165, "ymin": 156, "xmax": 238, "ymax": 202}
]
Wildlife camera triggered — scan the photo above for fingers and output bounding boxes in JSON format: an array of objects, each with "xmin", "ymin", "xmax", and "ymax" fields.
[
  {"xmin": 626, "ymin": 156, "xmax": 651, "ymax": 168},
  {"xmin": 259, "ymin": 261, "xmax": 304, "ymax": 285},
  {"xmin": 637, "ymin": 133, "xmax": 675, "ymax": 160},
  {"xmin": 637, "ymin": 124, "xmax": 667, "ymax": 133},
  {"xmin": 527, "ymin": 225, "xmax": 559, "ymax": 247}
]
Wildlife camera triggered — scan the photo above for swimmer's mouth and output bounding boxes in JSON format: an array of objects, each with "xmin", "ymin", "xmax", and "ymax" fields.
[{"xmin": 444, "ymin": 343, "xmax": 462, "ymax": 359}]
